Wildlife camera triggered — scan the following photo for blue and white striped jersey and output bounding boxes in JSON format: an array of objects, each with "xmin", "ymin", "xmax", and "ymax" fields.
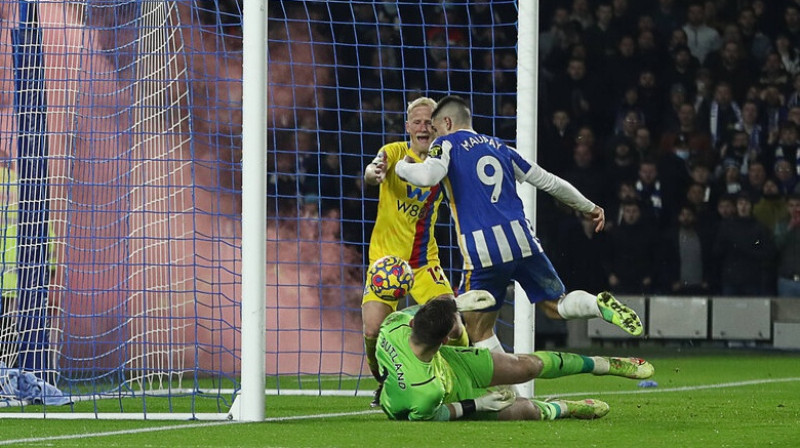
[
  {"xmin": 428, "ymin": 130, "xmax": 541, "ymax": 270},
  {"xmin": 395, "ymin": 128, "xmax": 597, "ymax": 271}
]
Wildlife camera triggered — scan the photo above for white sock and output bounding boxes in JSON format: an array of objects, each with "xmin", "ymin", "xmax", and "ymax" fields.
[
  {"xmin": 473, "ymin": 334, "xmax": 504, "ymax": 353},
  {"xmin": 591, "ymin": 356, "xmax": 610, "ymax": 375},
  {"xmin": 556, "ymin": 290, "xmax": 602, "ymax": 319},
  {"xmin": 473, "ymin": 335, "xmax": 524, "ymax": 396}
]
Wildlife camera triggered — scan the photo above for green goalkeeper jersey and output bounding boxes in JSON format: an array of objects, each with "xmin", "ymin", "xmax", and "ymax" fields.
[{"xmin": 376, "ymin": 307, "xmax": 455, "ymax": 421}]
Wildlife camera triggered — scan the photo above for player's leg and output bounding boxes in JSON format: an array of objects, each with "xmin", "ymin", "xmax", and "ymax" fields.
[
  {"xmin": 457, "ymin": 264, "xmax": 514, "ymax": 350},
  {"xmin": 361, "ymin": 281, "xmax": 398, "ymax": 407},
  {"xmin": 488, "ymin": 350, "xmax": 654, "ymax": 386},
  {"xmin": 532, "ymin": 399, "xmax": 610, "ymax": 420},
  {"xmin": 546, "ymin": 290, "xmax": 643, "ymax": 336},
  {"xmin": 515, "ymin": 253, "xmax": 643, "ymax": 336},
  {"xmin": 361, "ymin": 300, "xmax": 392, "ymax": 380}
]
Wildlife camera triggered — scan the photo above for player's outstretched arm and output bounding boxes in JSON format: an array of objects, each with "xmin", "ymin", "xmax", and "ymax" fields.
[
  {"xmin": 364, "ymin": 151, "xmax": 387, "ymax": 185},
  {"xmin": 395, "ymin": 154, "xmax": 448, "ymax": 187},
  {"xmin": 436, "ymin": 389, "xmax": 516, "ymax": 421},
  {"xmin": 585, "ymin": 205, "xmax": 605, "ymax": 232}
]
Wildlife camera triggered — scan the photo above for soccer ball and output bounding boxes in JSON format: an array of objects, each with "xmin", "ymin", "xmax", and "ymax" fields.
[{"xmin": 367, "ymin": 255, "xmax": 415, "ymax": 301}]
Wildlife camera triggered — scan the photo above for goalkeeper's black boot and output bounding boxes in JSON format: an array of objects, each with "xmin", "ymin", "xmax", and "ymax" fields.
[{"xmin": 370, "ymin": 383, "xmax": 383, "ymax": 408}]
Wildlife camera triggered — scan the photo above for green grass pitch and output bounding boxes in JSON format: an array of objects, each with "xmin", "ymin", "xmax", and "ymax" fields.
[{"xmin": 1, "ymin": 349, "xmax": 798, "ymax": 447}]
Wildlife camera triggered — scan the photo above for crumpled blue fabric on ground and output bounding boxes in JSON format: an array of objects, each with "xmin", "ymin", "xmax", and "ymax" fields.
[{"xmin": 0, "ymin": 361, "xmax": 71, "ymax": 405}]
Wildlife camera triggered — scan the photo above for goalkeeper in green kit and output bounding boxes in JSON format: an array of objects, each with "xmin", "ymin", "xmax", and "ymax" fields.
[{"xmin": 375, "ymin": 292, "xmax": 654, "ymax": 421}]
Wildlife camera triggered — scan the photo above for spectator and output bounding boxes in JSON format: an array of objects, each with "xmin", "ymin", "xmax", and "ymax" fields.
[
  {"xmin": 636, "ymin": 69, "xmax": 663, "ymax": 133},
  {"xmin": 563, "ymin": 143, "xmax": 606, "ymax": 206},
  {"xmin": 732, "ymin": 100, "xmax": 767, "ymax": 155},
  {"xmin": 779, "ymin": 5, "xmax": 800, "ymax": 49},
  {"xmin": 716, "ymin": 193, "xmax": 738, "ymax": 222},
  {"xmin": 606, "ymin": 199, "xmax": 657, "ymax": 294},
  {"xmin": 607, "ymin": 180, "xmax": 640, "ymax": 227},
  {"xmin": 635, "ymin": 158, "xmax": 673, "ymax": 226},
  {"xmin": 775, "ymin": 193, "xmax": 800, "ymax": 296},
  {"xmin": 714, "ymin": 158, "xmax": 744, "ymax": 197},
  {"xmin": 775, "ymin": 33, "xmax": 800, "ymax": 77},
  {"xmin": 657, "ymin": 204, "xmax": 713, "ymax": 295},
  {"xmin": 698, "ymin": 82, "xmax": 743, "ymax": 150},
  {"xmin": 719, "ymin": 130, "xmax": 754, "ymax": 176},
  {"xmin": 705, "ymin": 40, "xmax": 756, "ymax": 103},
  {"xmin": 584, "ymin": 2, "xmax": 619, "ymax": 64},
  {"xmin": 742, "ymin": 160, "xmax": 768, "ymax": 200},
  {"xmin": 758, "ymin": 52, "xmax": 791, "ymax": 91},
  {"xmin": 683, "ymin": 1, "xmax": 722, "ymax": 65},
  {"xmin": 786, "ymin": 73, "xmax": 800, "ymax": 108},
  {"xmin": 660, "ymin": 84, "xmax": 689, "ymax": 135},
  {"xmin": 605, "ymin": 35, "xmax": 642, "ymax": 100},
  {"xmin": 549, "ymin": 58, "xmax": 601, "ymax": 128},
  {"xmin": 570, "ymin": 0, "xmax": 595, "ymax": 30},
  {"xmin": 637, "ymin": 28, "xmax": 665, "ymax": 74},
  {"xmin": 689, "ymin": 163, "xmax": 715, "ymax": 205},
  {"xmin": 753, "ymin": 177, "xmax": 789, "ymax": 236},
  {"xmin": 539, "ymin": 110, "xmax": 575, "ymax": 176},
  {"xmin": 652, "ymin": 0, "xmax": 684, "ymax": 43},
  {"xmin": 712, "ymin": 193, "xmax": 776, "ymax": 296},
  {"xmin": 761, "ymin": 85, "xmax": 788, "ymax": 137},
  {"xmin": 612, "ymin": 88, "xmax": 646, "ymax": 137},
  {"xmin": 660, "ymin": 102, "xmax": 716, "ymax": 168},
  {"xmin": 604, "ymin": 139, "xmax": 639, "ymax": 196},
  {"xmin": 686, "ymin": 182, "xmax": 713, "ymax": 220},
  {"xmin": 787, "ymin": 105, "xmax": 800, "ymax": 127},
  {"xmin": 766, "ymin": 121, "xmax": 800, "ymax": 172},
  {"xmin": 738, "ymin": 6, "xmax": 774, "ymax": 66},
  {"xmin": 774, "ymin": 157, "xmax": 799, "ymax": 194},
  {"xmin": 551, "ymin": 212, "xmax": 611, "ymax": 294},
  {"xmin": 539, "ymin": 6, "xmax": 572, "ymax": 68}
]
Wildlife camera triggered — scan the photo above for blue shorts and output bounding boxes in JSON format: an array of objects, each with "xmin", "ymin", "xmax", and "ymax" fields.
[{"xmin": 457, "ymin": 252, "xmax": 565, "ymax": 312}]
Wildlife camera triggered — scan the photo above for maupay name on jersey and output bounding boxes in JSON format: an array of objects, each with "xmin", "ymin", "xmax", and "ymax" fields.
[{"xmin": 430, "ymin": 134, "xmax": 502, "ymax": 158}]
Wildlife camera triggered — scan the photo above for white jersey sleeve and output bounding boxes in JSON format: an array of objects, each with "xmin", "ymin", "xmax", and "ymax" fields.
[
  {"xmin": 510, "ymin": 147, "xmax": 596, "ymax": 213},
  {"xmin": 394, "ymin": 140, "xmax": 451, "ymax": 187}
]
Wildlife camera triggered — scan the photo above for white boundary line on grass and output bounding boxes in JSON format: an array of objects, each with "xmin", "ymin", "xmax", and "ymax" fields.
[
  {"xmin": 2, "ymin": 377, "xmax": 799, "ymax": 446},
  {"xmin": 541, "ymin": 377, "xmax": 800, "ymax": 399}
]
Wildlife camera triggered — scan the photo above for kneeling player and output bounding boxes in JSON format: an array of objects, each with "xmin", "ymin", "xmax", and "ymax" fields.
[{"xmin": 376, "ymin": 298, "xmax": 655, "ymax": 421}]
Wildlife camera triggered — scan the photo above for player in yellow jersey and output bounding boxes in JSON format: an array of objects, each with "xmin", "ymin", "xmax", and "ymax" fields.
[{"xmin": 362, "ymin": 97, "xmax": 462, "ymax": 407}]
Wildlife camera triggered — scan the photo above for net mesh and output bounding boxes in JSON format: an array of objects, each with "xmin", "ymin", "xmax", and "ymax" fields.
[{"xmin": 0, "ymin": 0, "xmax": 520, "ymax": 410}]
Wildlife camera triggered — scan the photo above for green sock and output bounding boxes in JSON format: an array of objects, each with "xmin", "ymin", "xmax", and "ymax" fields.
[
  {"xmin": 364, "ymin": 336, "xmax": 381, "ymax": 381},
  {"xmin": 532, "ymin": 400, "xmax": 563, "ymax": 420},
  {"xmin": 533, "ymin": 351, "xmax": 595, "ymax": 379}
]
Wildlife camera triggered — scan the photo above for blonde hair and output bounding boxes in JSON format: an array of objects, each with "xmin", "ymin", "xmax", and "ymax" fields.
[{"xmin": 406, "ymin": 97, "xmax": 437, "ymax": 117}]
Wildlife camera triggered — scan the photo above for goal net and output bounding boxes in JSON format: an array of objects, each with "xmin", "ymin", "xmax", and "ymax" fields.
[
  {"xmin": 0, "ymin": 0, "xmax": 243, "ymax": 417},
  {"xmin": 0, "ymin": 0, "xmax": 521, "ymax": 417}
]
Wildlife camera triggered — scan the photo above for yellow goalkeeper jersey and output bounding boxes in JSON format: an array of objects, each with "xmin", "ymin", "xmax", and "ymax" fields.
[{"xmin": 369, "ymin": 141, "xmax": 444, "ymax": 269}]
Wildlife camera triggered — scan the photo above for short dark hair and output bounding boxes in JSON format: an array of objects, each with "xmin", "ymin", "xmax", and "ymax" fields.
[
  {"xmin": 432, "ymin": 95, "xmax": 471, "ymax": 123},
  {"xmin": 411, "ymin": 298, "xmax": 458, "ymax": 347}
]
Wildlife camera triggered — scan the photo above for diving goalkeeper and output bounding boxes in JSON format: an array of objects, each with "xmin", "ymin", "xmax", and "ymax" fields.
[{"xmin": 376, "ymin": 297, "xmax": 655, "ymax": 421}]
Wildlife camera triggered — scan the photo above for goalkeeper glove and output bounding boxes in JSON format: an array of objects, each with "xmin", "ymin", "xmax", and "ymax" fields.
[{"xmin": 474, "ymin": 388, "xmax": 516, "ymax": 412}]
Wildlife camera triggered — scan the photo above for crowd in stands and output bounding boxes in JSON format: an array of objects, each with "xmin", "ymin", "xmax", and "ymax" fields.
[
  {"xmin": 265, "ymin": 1, "xmax": 800, "ymax": 298},
  {"xmin": 535, "ymin": 0, "xmax": 800, "ymax": 298}
]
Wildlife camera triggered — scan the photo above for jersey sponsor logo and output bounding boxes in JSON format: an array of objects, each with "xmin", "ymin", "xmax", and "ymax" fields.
[
  {"xmin": 429, "ymin": 144, "xmax": 442, "ymax": 157},
  {"xmin": 396, "ymin": 199, "xmax": 430, "ymax": 219},
  {"xmin": 380, "ymin": 336, "xmax": 406, "ymax": 389},
  {"xmin": 406, "ymin": 185, "xmax": 431, "ymax": 202}
]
